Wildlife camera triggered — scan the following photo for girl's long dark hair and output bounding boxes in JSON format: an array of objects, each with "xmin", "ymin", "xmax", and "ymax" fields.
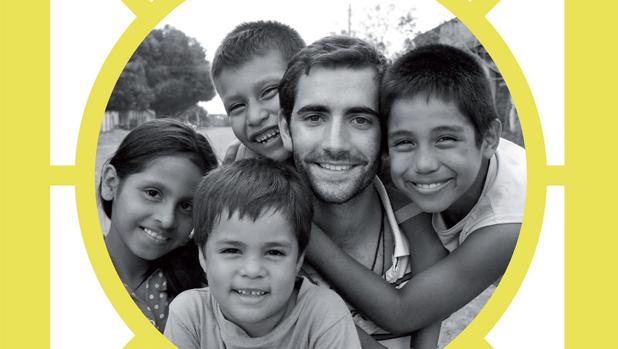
[{"xmin": 99, "ymin": 119, "xmax": 218, "ymax": 297}]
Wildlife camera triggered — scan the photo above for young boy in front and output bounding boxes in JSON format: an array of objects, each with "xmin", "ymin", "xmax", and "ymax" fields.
[
  {"xmin": 211, "ymin": 21, "xmax": 305, "ymax": 163},
  {"xmin": 164, "ymin": 159, "xmax": 361, "ymax": 349}
]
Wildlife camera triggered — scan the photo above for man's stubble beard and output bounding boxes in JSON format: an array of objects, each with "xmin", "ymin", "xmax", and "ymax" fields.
[{"xmin": 292, "ymin": 148, "xmax": 381, "ymax": 205}]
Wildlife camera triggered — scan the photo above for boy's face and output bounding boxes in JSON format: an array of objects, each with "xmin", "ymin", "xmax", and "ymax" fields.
[
  {"xmin": 387, "ymin": 96, "xmax": 496, "ymax": 214},
  {"xmin": 215, "ymin": 51, "xmax": 290, "ymax": 161},
  {"xmin": 202, "ymin": 209, "xmax": 303, "ymax": 337},
  {"xmin": 279, "ymin": 67, "xmax": 381, "ymax": 204}
]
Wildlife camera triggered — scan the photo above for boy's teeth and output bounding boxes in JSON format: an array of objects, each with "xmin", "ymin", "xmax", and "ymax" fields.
[
  {"xmin": 143, "ymin": 228, "xmax": 167, "ymax": 241},
  {"xmin": 236, "ymin": 289, "xmax": 266, "ymax": 296},
  {"xmin": 255, "ymin": 129, "xmax": 279, "ymax": 143}
]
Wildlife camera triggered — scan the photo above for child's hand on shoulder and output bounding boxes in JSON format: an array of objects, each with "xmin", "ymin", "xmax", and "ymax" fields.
[{"xmin": 223, "ymin": 140, "xmax": 259, "ymax": 164}]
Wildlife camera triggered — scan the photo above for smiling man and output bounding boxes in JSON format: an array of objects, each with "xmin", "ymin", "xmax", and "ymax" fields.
[{"xmin": 278, "ymin": 36, "xmax": 444, "ymax": 349}]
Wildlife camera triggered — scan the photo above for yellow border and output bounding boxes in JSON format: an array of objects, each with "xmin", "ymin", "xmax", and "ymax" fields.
[
  {"xmin": 11, "ymin": 0, "xmax": 618, "ymax": 348},
  {"xmin": 70, "ymin": 0, "xmax": 548, "ymax": 346}
]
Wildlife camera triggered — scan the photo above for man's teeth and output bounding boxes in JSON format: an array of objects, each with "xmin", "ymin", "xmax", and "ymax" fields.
[
  {"xmin": 255, "ymin": 129, "xmax": 279, "ymax": 144},
  {"xmin": 318, "ymin": 163, "xmax": 352, "ymax": 171},
  {"xmin": 235, "ymin": 289, "xmax": 267, "ymax": 296},
  {"xmin": 143, "ymin": 228, "xmax": 167, "ymax": 241}
]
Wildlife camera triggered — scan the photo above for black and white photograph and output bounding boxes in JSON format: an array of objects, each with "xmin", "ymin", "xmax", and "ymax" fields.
[{"xmin": 95, "ymin": 1, "xmax": 526, "ymax": 348}]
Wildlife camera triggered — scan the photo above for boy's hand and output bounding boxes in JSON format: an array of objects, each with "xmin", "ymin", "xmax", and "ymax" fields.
[{"xmin": 222, "ymin": 140, "xmax": 259, "ymax": 164}]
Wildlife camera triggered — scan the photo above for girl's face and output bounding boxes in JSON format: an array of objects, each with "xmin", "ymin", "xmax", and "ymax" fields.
[{"xmin": 106, "ymin": 155, "xmax": 203, "ymax": 261}]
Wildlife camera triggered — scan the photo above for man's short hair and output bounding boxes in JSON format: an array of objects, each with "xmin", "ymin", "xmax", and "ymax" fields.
[
  {"xmin": 279, "ymin": 35, "xmax": 388, "ymax": 121},
  {"xmin": 381, "ymin": 44, "xmax": 499, "ymax": 144},
  {"xmin": 193, "ymin": 158, "xmax": 313, "ymax": 255},
  {"xmin": 211, "ymin": 20, "xmax": 305, "ymax": 80}
]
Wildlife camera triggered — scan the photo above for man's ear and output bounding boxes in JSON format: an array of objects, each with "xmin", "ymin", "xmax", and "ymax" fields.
[
  {"xmin": 100, "ymin": 164, "xmax": 120, "ymax": 201},
  {"xmin": 482, "ymin": 119, "xmax": 502, "ymax": 159},
  {"xmin": 198, "ymin": 247, "xmax": 207, "ymax": 274},
  {"xmin": 278, "ymin": 111, "xmax": 293, "ymax": 152}
]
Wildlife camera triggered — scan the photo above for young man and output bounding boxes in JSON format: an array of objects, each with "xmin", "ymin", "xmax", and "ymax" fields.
[{"xmin": 278, "ymin": 35, "xmax": 444, "ymax": 349}]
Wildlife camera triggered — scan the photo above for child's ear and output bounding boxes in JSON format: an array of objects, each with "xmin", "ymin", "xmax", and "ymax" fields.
[
  {"xmin": 295, "ymin": 250, "xmax": 306, "ymax": 274},
  {"xmin": 100, "ymin": 164, "xmax": 120, "ymax": 201},
  {"xmin": 278, "ymin": 111, "xmax": 293, "ymax": 152},
  {"xmin": 198, "ymin": 247, "xmax": 207, "ymax": 274},
  {"xmin": 482, "ymin": 119, "xmax": 502, "ymax": 158}
]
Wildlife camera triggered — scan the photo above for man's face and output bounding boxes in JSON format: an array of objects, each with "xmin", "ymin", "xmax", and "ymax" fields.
[
  {"xmin": 214, "ymin": 50, "xmax": 290, "ymax": 161},
  {"xmin": 280, "ymin": 67, "xmax": 381, "ymax": 204}
]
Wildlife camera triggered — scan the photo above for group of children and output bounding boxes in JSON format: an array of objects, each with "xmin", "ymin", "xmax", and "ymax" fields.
[{"xmin": 99, "ymin": 20, "xmax": 525, "ymax": 349}]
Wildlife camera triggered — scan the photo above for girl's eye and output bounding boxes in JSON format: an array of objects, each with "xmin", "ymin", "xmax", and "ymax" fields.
[
  {"xmin": 261, "ymin": 86, "xmax": 278, "ymax": 100},
  {"xmin": 179, "ymin": 201, "xmax": 193, "ymax": 213},
  {"xmin": 220, "ymin": 248, "xmax": 241, "ymax": 254},
  {"xmin": 144, "ymin": 188, "xmax": 162, "ymax": 199}
]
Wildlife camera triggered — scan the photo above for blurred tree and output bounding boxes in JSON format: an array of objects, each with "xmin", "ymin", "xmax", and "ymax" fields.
[
  {"xmin": 340, "ymin": 3, "xmax": 417, "ymax": 58},
  {"xmin": 107, "ymin": 25, "xmax": 215, "ymax": 117}
]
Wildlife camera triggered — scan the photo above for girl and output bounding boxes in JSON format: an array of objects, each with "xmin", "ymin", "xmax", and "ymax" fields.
[{"xmin": 98, "ymin": 119, "xmax": 218, "ymax": 332}]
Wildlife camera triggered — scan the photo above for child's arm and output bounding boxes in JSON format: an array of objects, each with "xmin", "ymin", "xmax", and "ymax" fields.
[{"xmin": 306, "ymin": 217, "xmax": 520, "ymax": 334}]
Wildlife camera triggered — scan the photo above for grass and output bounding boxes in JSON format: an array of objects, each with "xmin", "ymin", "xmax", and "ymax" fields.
[{"xmin": 96, "ymin": 127, "xmax": 492, "ymax": 348}]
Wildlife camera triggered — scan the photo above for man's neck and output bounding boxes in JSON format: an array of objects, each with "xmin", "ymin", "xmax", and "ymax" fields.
[{"xmin": 312, "ymin": 180, "xmax": 382, "ymax": 251}]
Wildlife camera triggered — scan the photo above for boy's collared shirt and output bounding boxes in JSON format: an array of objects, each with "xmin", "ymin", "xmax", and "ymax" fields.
[
  {"xmin": 432, "ymin": 138, "xmax": 526, "ymax": 251},
  {"xmin": 302, "ymin": 177, "xmax": 418, "ymax": 349}
]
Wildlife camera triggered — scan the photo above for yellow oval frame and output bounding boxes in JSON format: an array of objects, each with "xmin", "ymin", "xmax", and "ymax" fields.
[{"xmin": 72, "ymin": 0, "xmax": 549, "ymax": 347}]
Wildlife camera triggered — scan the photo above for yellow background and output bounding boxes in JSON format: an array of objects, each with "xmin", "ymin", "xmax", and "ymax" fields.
[{"xmin": 1, "ymin": 0, "xmax": 617, "ymax": 347}]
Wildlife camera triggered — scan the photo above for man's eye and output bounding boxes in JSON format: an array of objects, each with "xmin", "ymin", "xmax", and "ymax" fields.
[
  {"xmin": 261, "ymin": 86, "xmax": 279, "ymax": 100},
  {"xmin": 304, "ymin": 114, "xmax": 322, "ymax": 123},
  {"xmin": 352, "ymin": 116, "xmax": 371, "ymax": 125}
]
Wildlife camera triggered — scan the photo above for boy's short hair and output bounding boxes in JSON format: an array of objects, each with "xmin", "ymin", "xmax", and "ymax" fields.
[
  {"xmin": 279, "ymin": 35, "xmax": 388, "ymax": 121},
  {"xmin": 211, "ymin": 20, "xmax": 305, "ymax": 80},
  {"xmin": 380, "ymin": 44, "xmax": 499, "ymax": 145},
  {"xmin": 193, "ymin": 158, "xmax": 313, "ymax": 255}
]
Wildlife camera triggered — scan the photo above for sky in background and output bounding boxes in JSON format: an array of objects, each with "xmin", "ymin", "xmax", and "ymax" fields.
[{"xmin": 158, "ymin": 0, "xmax": 453, "ymax": 114}]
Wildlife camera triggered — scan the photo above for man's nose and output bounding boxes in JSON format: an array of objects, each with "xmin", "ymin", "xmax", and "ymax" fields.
[{"xmin": 323, "ymin": 118, "xmax": 349, "ymax": 152}]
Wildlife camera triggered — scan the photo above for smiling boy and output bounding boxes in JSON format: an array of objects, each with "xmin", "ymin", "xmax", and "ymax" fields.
[
  {"xmin": 211, "ymin": 21, "xmax": 305, "ymax": 162},
  {"xmin": 164, "ymin": 159, "xmax": 361, "ymax": 349}
]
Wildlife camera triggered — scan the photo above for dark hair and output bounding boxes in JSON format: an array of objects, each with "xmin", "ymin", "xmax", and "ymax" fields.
[
  {"xmin": 279, "ymin": 35, "xmax": 388, "ymax": 121},
  {"xmin": 211, "ymin": 20, "xmax": 305, "ymax": 80},
  {"xmin": 381, "ymin": 44, "xmax": 498, "ymax": 145},
  {"xmin": 193, "ymin": 158, "xmax": 313, "ymax": 257},
  {"xmin": 98, "ymin": 118, "xmax": 218, "ymax": 297}
]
